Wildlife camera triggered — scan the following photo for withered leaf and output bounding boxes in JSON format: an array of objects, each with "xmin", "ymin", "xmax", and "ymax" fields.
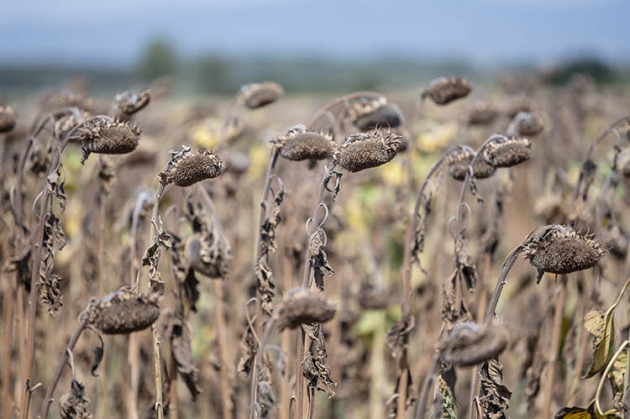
[
  {"xmin": 303, "ymin": 330, "xmax": 336, "ymax": 398},
  {"xmin": 166, "ymin": 313, "xmax": 201, "ymax": 400},
  {"xmin": 584, "ymin": 309, "xmax": 615, "ymax": 378},
  {"xmin": 141, "ymin": 229, "xmax": 171, "ymax": 295},
  {"xmin": 385, "ymin": 315, "xmax": 415, "ymax": 358},
  {"xmin": 40, "ymin": 213, "xmax": 67, "ymax": 315},
  {"xmin": 90, "ymin": 337, "xmax": 104, "ymax": 377},
  {"xmin": 385, "ymin": 368, "xmax": 417, "ymax": 418},
  {"xmin": 309, "ymin": 230, "xmax": 333, "ymax": 292},
  {"xmin": 479, "ymin": 359, "xmax": 511, "ymax": 419},
  {"xmin": 237, "ymin": 325, "xmax": 257, "ymax": 375},
  {"xmin": 609, "ymin": 350, "xmax": 627, "ymax": 410},
  {"xmin": 58, "ymin": 379, "xmax": 92, "ymax": 419},
  {"xmin": 438, "ymin": 375, "xmax": 457, "ymax": 419},
  {"xmin": 554, "ymin": 401, "xmax": 621, "ymax": 419}
]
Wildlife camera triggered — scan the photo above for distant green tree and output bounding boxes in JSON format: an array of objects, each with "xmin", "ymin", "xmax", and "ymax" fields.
[
  {"xmin": 195, "ymin": 55, "xmax": 229, "ymax": 93},
  {"xmin": 545, "ymin": 57, "xmax": 616, "ymax": 85},
  {"xmin": 137, "ymin": 39, "xmax": 178, "ymax": 81}
]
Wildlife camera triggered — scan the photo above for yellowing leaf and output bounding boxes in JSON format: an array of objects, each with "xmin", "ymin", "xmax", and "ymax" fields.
[
  {"xmin": 247, "ymin": 145, "xmax": 270, "ymax": 180},
  {"xmin": 417, "ymin": 122, "xmax": 458, "ymax": 153},
  {"xmin": 379, "ymin": 159, "xmax": 406, "ymax": 186},
  {"xmin": 555, "ymin": 401, "xmax": 621, "ymax": 419},
  {"xmin": 584, "ymin": 309, "xmax": 615, "ymax": 378},
  {"xmin": 610, "ymin": 350, "xmax": 627, "ymax": 406},
  {"xmin": 190, "ymin": 123, "xmax": 220, "ymax": 149}
]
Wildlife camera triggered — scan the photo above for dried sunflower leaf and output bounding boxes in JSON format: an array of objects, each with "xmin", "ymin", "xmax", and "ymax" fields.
[
  {"xmin": 90, "ymin": 339, "xmax": 104, "ymax": 377},
  {"xmin": 438, "ymin": 375, "xmax": 457, "ymax": 419},
  {"xmin": 478, "ymin": 359, "xmax": 511, "ymax": 419},
  {"xmin": 58, "ymin": 379, "xmax": 93, "ymax": 419},
  {"xmin": 554, "ymin": 401, "xmax": 621, "ymax": 419},
  {"xmin": 584, "ymin": 309, "xmax": 615, "ymax": 378},
  {"xmin": 385, "ymin": 315, "xmax": 415, "ymax": 358}
]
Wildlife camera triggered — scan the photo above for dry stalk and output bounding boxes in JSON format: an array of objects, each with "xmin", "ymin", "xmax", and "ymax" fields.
[
  {"xmin": 542, "ymin": 275, "xmax": 567, "ymax": 418},
  {"xmin": 20, "ymin": 135, "xmax": 69, "ymax": 419},
  {"xmin": 38, "ymin": 318, "xmax": 89, "ymax": 419}
]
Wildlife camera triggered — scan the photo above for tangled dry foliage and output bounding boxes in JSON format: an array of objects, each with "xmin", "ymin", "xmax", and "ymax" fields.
[{"xmin": 1, "ymin": 73, "xmax": 630, "ymax": 419}]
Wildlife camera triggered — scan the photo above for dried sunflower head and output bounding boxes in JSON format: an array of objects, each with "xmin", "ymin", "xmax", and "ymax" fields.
[
  {"xmin": 347, "ymin": 97, "xmax": 403, "ymax": 130},
  {"xmin": 76, "ymin": 119, "xmax": 141, "ymax": 163},
  {"xmin": 513, "ymin": 111, "xmax": 544, "ymax": 136},
  {"xmin": 0, "ymin": 105, "xmax": 17, "ymax": 133},
  {"xmin": 506, "ymin": 97, "xmax": 537, "ymax": 119},
  {"xmin": 113, "ymin": 88, "xmax": 151, "ymax": 119},
  {"xmin": 523, "ymin": 225, "xmax": 605, "ymax": 282},
  {"xmin": 185, "ymin": 233, "xmax": 229, "ymax": 279},
  {"xmin": 447, "ymin": 147, "xmax": 496, "ymax": 181},
  {"xmin": 334, "ymin": 129, "xmax": 402, "ymax": 172},
  {"xmin": 159, "ymin": 146, "xmax": 222, "ymax": 187},
  {"xmin": 468, "ymin": 100, "xmax": 498, "ymax": 126},
  {"xmin": 55, "ymin": 111, "xmax": 87, "ymax": 138},
  {"xmin": 43, "ymin": 91, "xmax": 95, "ymax": 112},
  {"xmin": 438, "ymin": 321, "xmax": 509, "ymax": 367},
  {"xmin": 275, "ymin": 288, "xmax": 337, "ymax": 330},
  {"xmin": 237, "ymin": 82, "xmax": 283, "ymax": 109},
  {"xmin": 271, "ymin": 124, "xmax": 336, "ymax": 161},
  {"xmin": 422, "ymin": 77, "xmax": 471, "ymax": 105},
  {"xmin": 483, "ymin": 136, "xmax": 532, "ymax": 168},
  {"xmin": 88, "ymin": 289, "xmax": 160, "ymax": 334}
]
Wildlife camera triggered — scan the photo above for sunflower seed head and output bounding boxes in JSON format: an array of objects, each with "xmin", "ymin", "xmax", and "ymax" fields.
[
  {"xmin": 438, "ymin": 321, "xmax": 509, "ymax": 367},
  {"xmin": 447, "ymin": 147, "xmax": 496, "ymax": 181},
  {"xmin": 422, "ymin": 77, "xmax": 471, "ymax": 105},
  {"xmin": 89, "ymin": 289, "xmax": 160, "ymax": 334},
  {"xmin": 468, "ymin": 101, "xmax": 498, "ymax": 126},
  {"xmin": 237, "ymin": 82, "xmax": 283, "ymax": 109},
  {"xmin": 114, "ymin": 88, "xmax": 151, "ymax": 119},
  {"xmin": 43, "ymin": 91, "xmax": 95, "ymax": 112},
  {"xmin": 55, "ymin": 110, "xmax": 90, "ymax": 139},
  {"xmin": 483, "ymin": 136, "xmax": 532, "ymax": 168},
  {"xmin": 271, "ymin": 124, "xmax": 336, "ymax": 161},
  {"xmin": 523, "ymin": 224, "xmax": 605, "ymax": 281},
  {"xmin": 347, "ymin": 97, "xmax": 403, "ymax": 130},
  {"xmin": 334, "ymin": 129, "xmax": 402, "ymax": 172},
  {"xmin": 159, "ymin": 146, "xmax": 223, "ymax": 187},
  {"xmin": 77, "ymin": 119, "xmax": 142, "ymax": 163},
  {"xmin": 275, "ymin": 288, "xmax": 337, "ymax": 330},
  {"xmin": 0, "ymin": 105, "xmax": 17, "ymax": 133},
  {"xmin": 506, "ymin": 97, "xmax": 538, "ymax": 119},
  {"xmin": 514, "ymin": 111, "xmax": 544, "ymax": 136}
]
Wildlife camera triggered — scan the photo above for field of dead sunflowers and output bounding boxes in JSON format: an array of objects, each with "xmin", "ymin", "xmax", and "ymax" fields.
[{"xmin": 1, "ymin": 74, "xmax": 630, "ymax": 419}]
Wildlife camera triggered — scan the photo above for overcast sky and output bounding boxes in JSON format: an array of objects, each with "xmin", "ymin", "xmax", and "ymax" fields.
[{"xmin": 1, "ymin": 0, "xmax": 628, "ymax": 66}]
